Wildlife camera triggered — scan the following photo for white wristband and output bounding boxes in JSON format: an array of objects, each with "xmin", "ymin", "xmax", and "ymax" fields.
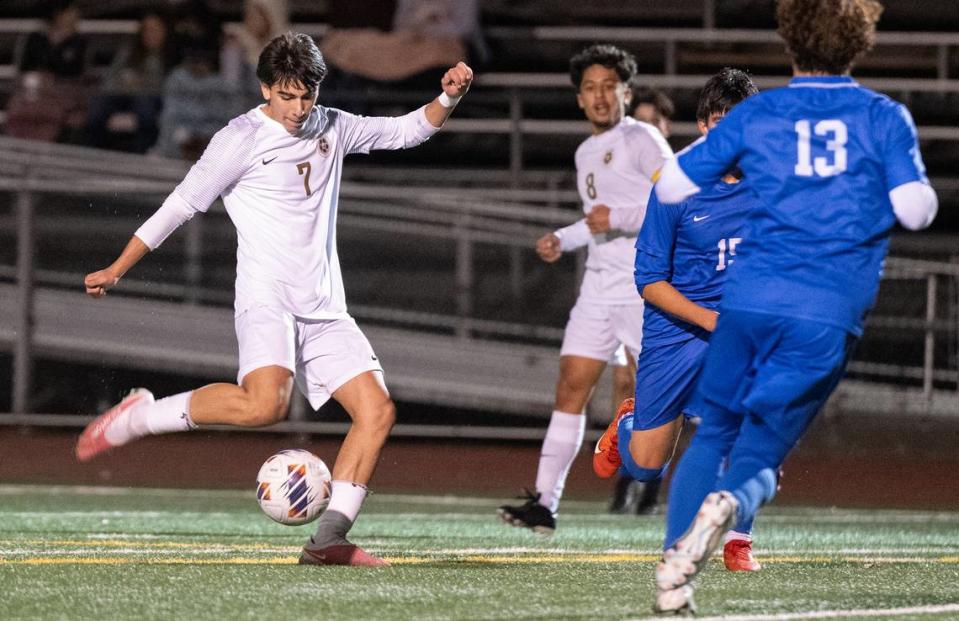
[{"xmin": 438, "ymin": 91, "xmax": 461, "ymax": 108}]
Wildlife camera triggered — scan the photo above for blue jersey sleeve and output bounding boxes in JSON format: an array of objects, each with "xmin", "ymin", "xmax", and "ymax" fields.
[
  {"xmin": 675, "ymin": 104, "xmax": 747, "ymax": 188},
  {"xmin": 882, "ymin": 103, "xmax": 928, "ymax": 191},
  {"xmin": 634, "ymin": 190, "xmax": 682, "ymax": 293}
]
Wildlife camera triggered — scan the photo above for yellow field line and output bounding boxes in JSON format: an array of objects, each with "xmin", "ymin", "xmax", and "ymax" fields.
[
  {"xmin": 460, "ymin": 554, "xmax": 660, "ymax": 563},
  {"xmin": 2, "ymin": 557, "xmax": 298, "ymax": 565},
  {"xmin": 13, "ymin": 539, "xmax": 278, "ymax": 550},
  {"xmin": 1, "ymin": 554, "xmax": 957, "ymax": 566}
]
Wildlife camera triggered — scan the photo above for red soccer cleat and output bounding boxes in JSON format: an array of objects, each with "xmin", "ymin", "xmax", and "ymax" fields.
[
  {"xmin": 299, "ymin": 543, "xmax": 390, "ymax": 567},
  {"xmin": 723, "ymin": 538, "xmax": 762, "ymax": 572},
  {"xmin": 75, "ymin": 388, "xmax": 154, "ymax": 463},
  {"xmin": 592, "ymin": 398, "xmax": 634, "ymax": 479}
]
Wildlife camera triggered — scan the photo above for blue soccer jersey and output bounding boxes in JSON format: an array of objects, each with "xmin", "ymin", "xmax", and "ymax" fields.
[
  {"xmin": 667, "ymin": 76, "xmax": 928, "ymax": 335},
  {"xmin": 635, "ymin": 179, "xmax": 762, "ymax": 348}
]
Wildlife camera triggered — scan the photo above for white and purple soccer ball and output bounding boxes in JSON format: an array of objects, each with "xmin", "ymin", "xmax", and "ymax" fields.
[{"xmin": 255, "ymin": 449, "xmax": 331, "ymax": 525}]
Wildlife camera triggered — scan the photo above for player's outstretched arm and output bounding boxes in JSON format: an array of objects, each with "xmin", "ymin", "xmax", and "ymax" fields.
[
  {"xmin": 641, "ymin": 280, "xmax": 718, "ymax": 332},
  {"xmin": 84, "ymin": 235, "xmax": 150, "ymax": 298},
  {"xmin": 423, "ymin": 61, "xmax": 473, "ymax": 128}
]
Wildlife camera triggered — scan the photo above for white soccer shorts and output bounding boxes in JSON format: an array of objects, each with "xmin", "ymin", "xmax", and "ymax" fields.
[
  {"xmin": 559, "ymin": 297, "xmax": 644, "ymax": 364},
  {"xmin": 235, "ymin": 306, "xmax": 384, "ymax": 409}
]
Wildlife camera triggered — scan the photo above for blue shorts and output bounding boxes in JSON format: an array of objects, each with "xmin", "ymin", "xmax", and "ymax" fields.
[
  {"xmin": 690, "ymin": 309, "xmax": 856, "ymax": 447},
  {"xmin": 633, "ymin": 335, "xmax": 710, "ymax": 431}
]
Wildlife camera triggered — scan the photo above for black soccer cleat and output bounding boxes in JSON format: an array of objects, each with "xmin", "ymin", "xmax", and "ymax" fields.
[
  {"xmin": 609, "ymin": 475, "xmax": 639, "ymax": 513},
  {"xmin": 636, "ymin": 478, "xmax": 663, "ymax": 515},
  {"xmin": 497, "ymin": 489, "xmax": 556, "ymax": 535}
]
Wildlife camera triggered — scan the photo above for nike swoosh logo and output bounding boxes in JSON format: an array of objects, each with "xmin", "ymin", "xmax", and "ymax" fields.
[
  {"xmin": 262, "ymin": 156, "xmax": 278, "ymax": 165},
  {"xmin": 693, "ymin": 215, "xmax": 710, "ymax": 222}
]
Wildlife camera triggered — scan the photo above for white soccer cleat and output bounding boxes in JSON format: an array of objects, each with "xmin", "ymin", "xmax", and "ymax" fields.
[
  {"xmin": 655, "ymin": 491, "xmax": 739, "ymax": 593},
  {"xmin": 653, "ymin": 584, "xmax": 696, "ymax": 616},
  {"xmin": 75, "ymin": 388, "xmax": 154, "ymax": 462}
]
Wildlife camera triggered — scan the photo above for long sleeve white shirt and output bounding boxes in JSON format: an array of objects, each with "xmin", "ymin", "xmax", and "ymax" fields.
[
  {"xmin": 135, "ymin": 104, "xmax": 439, "ymax": 318},
  {"xmin": 555, "ymin": 117, "xmax": 673, "ymax": 304}
]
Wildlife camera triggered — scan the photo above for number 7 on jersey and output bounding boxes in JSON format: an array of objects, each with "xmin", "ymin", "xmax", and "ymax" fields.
[{"xmin": 297, "ymin": 162, "xmax": 312, "ymax": 196}]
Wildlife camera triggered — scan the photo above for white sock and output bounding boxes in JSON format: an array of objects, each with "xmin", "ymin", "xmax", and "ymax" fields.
[
  {"xmin": 325, "ymin": 480, "xmax": 369, "ymax": 523},
  {"xmin": 725, "ymin": 530, "xmax": 752, "ymax": 543},
  {"xmin": 105, "ymin": 391, "xmax": 195, "ymax": 446},
  {"xmin": 534, "ymin": 410, "xmax": 585, "ymax": 514},
  {"xmin": 308, "ymin": 482, "xmax": 368, "ymax": 548}
]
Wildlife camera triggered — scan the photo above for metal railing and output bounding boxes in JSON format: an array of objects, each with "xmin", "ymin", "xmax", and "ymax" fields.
[
  {"xmin": 3, "ymin": 19, "xmax": 959, "ymax": 186},
  {"xmin": 0, "ymin": 19, "xmax": 955, "ymax": 79},
  {"xmin": 853, "ymin": 258, "xmax": 959, "ymax": 403},
  {"xmin": 485, "ymin": 26, "xmax": 959, "ymax": 80},
  {"xmin": 0, "ymin": 139, "xmax": 957, "ymax": 418}
]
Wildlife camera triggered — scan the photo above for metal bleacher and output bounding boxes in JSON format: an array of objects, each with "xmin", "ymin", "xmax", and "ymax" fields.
[
  {"xmin": 1, "ymin": 135, "xmax": 957, "ymax": 431},
  {"xmin": 1, "ymin": 10, "xmax": 959, "ymax": 430},
  {"xmin": 0, "ymin": 135, "xmax": 621, "ymax": 426},
  {"xmin": 0, "ymin": 283, "xmax": 570, "ymax": 419}
]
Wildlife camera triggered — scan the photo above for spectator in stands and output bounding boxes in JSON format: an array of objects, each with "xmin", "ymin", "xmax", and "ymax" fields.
[
  {"xmin": 17, "ymin": 0, "xmax": 85, "ymax": 78},
  {"xmin": 85, "ymin": 12, "xmax": 177, "ymax": 153},
  {"xmin": 151, "ymin": 36, "xmax": 240, "ymax": 160},
  {"xmin": 608, "ymin": 82, "xmax": 676, "ymax": 516},
  {"xmin": 322, "ymin": 0, "xmax": 481, "ymax": 93},
  {"xmin": 5, "ymin": 0, "xmax": 88, "ymax": 142},
  {"xmin": 221, "ymin": 0, "xmax": 290, "ymax": 103},
  {"xmin": 168, "ymin": 0, "xmax": 223, "ymax": 63},
  {"xmin": 628, "ymin": 82, "xmax": 674, "ymax": 138}
]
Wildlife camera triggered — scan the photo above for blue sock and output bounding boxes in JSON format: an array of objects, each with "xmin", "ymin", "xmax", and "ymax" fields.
[
  {"xmin": 663, "ymin": 403, "xmax": 742, "ymax": 550},
  {"xmin": 730, "ymin": 468, "xmax": 778, "ymax": 526},
  {"xmin": 733, "ymin": 512, "xmax": 755, "ymax": 535},
  {"xmin": 616, "ymin": 413, "xmax": 666, "ymax": 482},
  {"xmin": 716, "ymin": 415, "xmax": 792, "ymax": 531},
  {"xmin": 663, "ymin": 436, "xmax": 726, "ymax": 549},
  {"xmin": 719, "ymin": 456, "xmax": 755, "ymax": 535}
]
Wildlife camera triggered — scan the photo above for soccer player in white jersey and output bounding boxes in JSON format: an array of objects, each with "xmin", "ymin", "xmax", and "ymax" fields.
[
  {"xmin": 76, "ymin": 33, "xmax": 473, "ymax": 567},
  {"xmin": 497, "ymin": 44, "xmax": 673, "ymax": 534}
]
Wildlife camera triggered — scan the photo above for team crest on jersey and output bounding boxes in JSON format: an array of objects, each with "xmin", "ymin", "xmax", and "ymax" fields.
[
  {"xmin": 604, "ymin": 150, "xmax": 613, "ymax": 164},
  {"xmin": 318, "ymin": 137, "xmax": 330, "ymax": 156}
]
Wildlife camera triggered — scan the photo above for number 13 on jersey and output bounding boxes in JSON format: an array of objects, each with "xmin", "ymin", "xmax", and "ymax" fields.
[{"xmin": 794, "ymin": 119, "xmax": 847, "ymax": 177}]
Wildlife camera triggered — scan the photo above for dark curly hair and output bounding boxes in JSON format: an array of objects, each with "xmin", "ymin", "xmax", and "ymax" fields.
[
  {"xmin": 257, "ymin": 32, "xmax": 327, "ymax": 92},
  {"xmin": 569, "ymin": 44, "xmax": 637, "ymax": 89},
  {"xmin": 626, "ymin": 81, "xmax": 675, "ymax": 119},
  {"xmin": 696, "ymin": 68, "xmax": 758, "ymax": 123},
  {"xmin": 776, "ymin": 0, "xmax": 883, "ymax": 75}
]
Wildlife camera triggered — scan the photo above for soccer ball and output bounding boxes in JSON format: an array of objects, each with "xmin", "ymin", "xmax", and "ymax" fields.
[{"xmin": 255, "ymin": 449, "xmax": 331, "ymax": 525}]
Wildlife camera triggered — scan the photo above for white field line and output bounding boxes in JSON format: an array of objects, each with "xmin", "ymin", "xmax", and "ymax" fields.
[
  {"xmin": 0, "ymin": 547, "xmax": 294, "ymax": 556},
  {"xmin": 2, "ymin": 485, "xmax": 959, "ymax": 523},
  {"xmin": 0, "ymin": 485, "xmax": 248, "ymax": 498},
  {"xmin": 6, "ymin": 509, "xmax": 959, "ymax": 531},
  {"xmin": 2, "ymin": 536, "xmax": 956, "ymax": 558},
  {"xmin": 3, "ymin": 511, "xmax": 240, "ymax": 519},
  {"xmin": 629, "ymin": 602, "xmax": 959, "ymax": 621}
]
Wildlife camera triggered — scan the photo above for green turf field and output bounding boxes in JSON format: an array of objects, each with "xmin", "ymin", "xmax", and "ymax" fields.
[{"xmin": 1, "ymin": 485, "xmax": 958, "ymax": 620}]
